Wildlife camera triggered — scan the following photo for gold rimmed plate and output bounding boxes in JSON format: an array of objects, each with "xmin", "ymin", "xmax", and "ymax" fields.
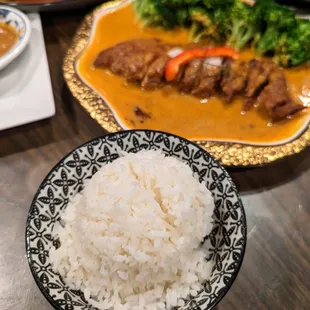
[{"xmin": 63, "ymin": 0, "xmax": 310, "ymax": 167}]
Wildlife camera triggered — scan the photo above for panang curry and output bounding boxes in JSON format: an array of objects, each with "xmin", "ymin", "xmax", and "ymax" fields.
[
  {"xmin": 0, "ymin": 22, "xmax": 18, "ymax": 57},
  {"xmin": 77, "ymin": 3, "xmax": 310, "ymax": 144}
]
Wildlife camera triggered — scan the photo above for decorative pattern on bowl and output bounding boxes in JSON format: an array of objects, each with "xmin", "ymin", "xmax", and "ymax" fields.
[{"xmin": 26, "ymin": 130, "xmax": 247, "ymax": 310}]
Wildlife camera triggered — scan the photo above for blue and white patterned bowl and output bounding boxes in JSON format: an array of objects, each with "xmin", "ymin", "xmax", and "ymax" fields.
[
  {"xmin": 26, "ymin": 130, "xmax": 247, "ymax": 310},
  {"xmin": 0, "ymin": 5, "xmax": 31, "ymax": 70}
]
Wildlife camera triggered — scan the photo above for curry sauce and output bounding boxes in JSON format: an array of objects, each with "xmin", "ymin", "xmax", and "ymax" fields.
[
  {"xmin": 77, "ymin": 3, "xmax": 310, "ymax": 144},
  {"xmin": 0, "ymin": 22, "xmax": 18, "ymax": 57}
]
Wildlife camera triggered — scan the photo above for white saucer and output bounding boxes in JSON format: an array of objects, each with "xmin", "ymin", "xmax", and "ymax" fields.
[{"xmin": 0, "ymin": 13, "xmax": 55, "ymax": 131}]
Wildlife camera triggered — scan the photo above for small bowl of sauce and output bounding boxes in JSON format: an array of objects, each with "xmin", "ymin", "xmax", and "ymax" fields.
[
  {"xmin": 0, "ymin": 5, "xmax": 31, "ymax": 70},
  {"xmin": 0, "ymin": 22, "xmax": 19, "ymax": 56}
]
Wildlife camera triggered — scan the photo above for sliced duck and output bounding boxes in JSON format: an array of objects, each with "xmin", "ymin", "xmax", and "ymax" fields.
[
  {"xmin": 244, "ymin": 59, "xmax": 274, "ymax": 111},
  {"xmin": 179, "ymin": 59, "xmax": 203, "ymax": 93},
  {"xmin": 191, "ymin": 61, "xmax": 222, "ymax": 98},
  {"xmin": 258, "ymin": 68, "xmax": 304, "ymax": 121},
  {"xmin": 142, "ymin": 54, "xmax": 170, "ymax": 89},
  {"xmin": 221, "ymin": 59, "xmax": 248, "ymax": 102},
  {"xmin": 94, "ymin": 38, "xmax": 305, "ymax": 122},
  {"xmin": 94, "ymin": 38, "xmax": 169, "ymax": 82}
]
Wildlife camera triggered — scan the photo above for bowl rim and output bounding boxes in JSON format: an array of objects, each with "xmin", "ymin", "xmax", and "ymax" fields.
[
  {"xmin": 25, "ymin": 129, "xmax": 247, "ymax": 310},
  {"xmin": 0, "ymin": 5, "xmax": 31, "ymax": 70}
]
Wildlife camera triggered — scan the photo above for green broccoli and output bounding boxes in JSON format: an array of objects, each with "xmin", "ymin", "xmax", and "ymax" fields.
[
  {"xmin": 134, "ymin": 0, "xmax": 201, "ymax": 29},
  {"xmin": 189, "ymin": 0, "xmax": 233, "ymax": 43},
  {"xmin": 255, "ymin": 3, "xmax": 296, "ymax": 55},
  {"xmin": 159, "ymin": 0, "xmax": 203, "ymax": 27},
  {"xmin": 175, "ymin": 9, "xmax": 190, "ymax": 26},
  {"xmin": 189, "ymin": 7, "xmax": 222, "ymax": 43},
  {"xmin": 202, "ymin": 0, "xmax": 233, "ymax": 9},
  {"xmin": 203, "ymin": 0, "xmax": 234, "ymax": 34},
  {"xmin": 134, "ymin": 0, "xmax": 309, "ymax": 67},
  {"xmin": 227, "ymin": 0, "xmax": 263, "ymax": 51},
  {"xmin": 134, "ymin": 0, "xmax": 179, "ymax": 29},
  {"xmin": 274, "ymin": 18, "xmax": 310, "ymax": 66}
]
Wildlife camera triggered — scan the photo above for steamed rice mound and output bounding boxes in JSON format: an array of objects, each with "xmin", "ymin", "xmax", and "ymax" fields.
[{"xmin": 49, "ymin": 150, "xmax": 214, "ymax": 310}]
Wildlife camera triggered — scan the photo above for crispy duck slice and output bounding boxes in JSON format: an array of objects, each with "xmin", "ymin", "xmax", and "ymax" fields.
[
  {"xmin": 221, "ymin": 59, "xmax": 248, "ymax": 102},
  {"xmin": 191, "ymin": 61, "xmax": 222, "ymax": 98},
  {"xmin": 171, "ymin": 66, "xmax": 185, "ymax": 86},
  {"xmin": 244, "ymin": 59, "xmax": 275, "ymax": 111},
  {"xmin": 258, "ymin": 68, "xmax": 304, "ymax": 121},
  {"xmin": 269, "ymin": 102, "xmax": 304, "ymax": 121},
  {"xmin": 94, "ymin": 39, "xmax": 169, "ymax": 82},
  {"xmin": 94, "ymin": 38, "xmax": 167, "ymax": 66},
  {"xmin": 179, "ymin": 59, "xmax": 203, "ymax": 93},
  {"xmin": 122, "ymin": 52, "xmax": 159, "ymax": 82},
  {"xmin": 141, "ymin": 54, "xmax": 170, "ymax": 89}
]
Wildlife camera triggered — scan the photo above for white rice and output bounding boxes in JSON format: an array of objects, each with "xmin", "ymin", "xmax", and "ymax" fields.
[{"xmin": 49, "ymin": 150, "xmax": 214, "ymax": 310}]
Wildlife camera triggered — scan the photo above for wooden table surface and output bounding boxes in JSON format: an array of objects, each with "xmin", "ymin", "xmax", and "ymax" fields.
[{"xmin": 0, "ymin": 7, "xmax": 309, "ymax": 310}]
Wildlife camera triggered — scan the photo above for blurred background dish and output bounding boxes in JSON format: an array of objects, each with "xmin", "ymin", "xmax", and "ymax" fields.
[
  {"xmin": 0, "ymin": 5, "xmax": 31, "ymax": 70},
  {"xmin": 0, "ymin": 13, "xmax": 55, "ymax": 130},
  {"xmin": 0, "ymin": 0, "xmax": 105, "ymax": 12}
]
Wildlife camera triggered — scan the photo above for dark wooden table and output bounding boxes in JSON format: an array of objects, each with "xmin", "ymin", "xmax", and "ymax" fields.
[{"xmin": 0, "ymin": 8, "xmax": 309, "ymax": 310}]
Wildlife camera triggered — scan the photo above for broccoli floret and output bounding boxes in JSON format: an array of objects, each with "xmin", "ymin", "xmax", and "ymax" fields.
[
  {"xmin": 134, "ymin": 0, "xmax": 201, "ymax": 29},
  {"xmin": 295, "ymin": 18, "xmax": 310, "ymax": 58},
  {"xmin": 255, "ymin": 4, "xmax": 296, "ymax": 55},
  {"xmin": 203, "ymin": 0, "xmax": 234, "ymax": 35},
  {"xmin": 176, "ymin": 9, "xmax": 189, "ymax": 26},
  {"xmin": 134, "ymin": 0, "xmax": 180, "ymax": 29},
  {"xmin": 160, "ymin": 0, "xmax": 203, "ymax": 26},
  {"xmin": 189, "ymin": 7, "xmax": 221, "ymax": 42},
  {"xmin": 189, "ymin": 1, "xmax": 233, "ymax": 44},
  {"xmin": 227, "ymin": 0, "xmax": 263, "ymax": 51},
  {"xmin": 134, "ymin": 0, "xmax": 310, "ymax": 67},
  {"xmin": 274, "ymin": 18, "xmax": 310, "ymax": 66},
  {"xmin": 203, "ymin": 0, "xmax": 233, "ymax": 9},
  {"xmin": 163, "ymin": 0, "xmax": 201, "ymax": 6}
]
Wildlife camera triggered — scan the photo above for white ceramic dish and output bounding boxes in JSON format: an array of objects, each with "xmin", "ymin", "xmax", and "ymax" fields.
[
  {"xmin": 0, "ymin": 5, "xmax": 31, "ymax": 70},
  {"xmin": 75, "ymin": 0, "xmax": 310, "ymax": 147},
  {"xmin": 0, "ymin": 13, "xmax": 55, "ymax": 131}
]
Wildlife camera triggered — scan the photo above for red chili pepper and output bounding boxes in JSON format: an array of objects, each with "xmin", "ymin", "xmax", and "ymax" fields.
[{"xmin": 165, "ymin": 47, "xmax": 240, "ymax": 82}]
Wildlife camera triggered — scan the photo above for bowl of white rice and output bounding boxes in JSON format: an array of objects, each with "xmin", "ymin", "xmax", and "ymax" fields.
[{"xmin": 26, "ymin": 130, "xmax": 246, "ymax": 310}]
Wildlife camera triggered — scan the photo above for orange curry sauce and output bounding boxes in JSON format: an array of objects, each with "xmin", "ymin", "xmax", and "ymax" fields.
[
  {"xmin": 77, "ymin": 3, "xmax": 310, "ymax": 143},
  {"xmin": 0, "ymin": 22, "xmax": 18, "ymax": 57}
]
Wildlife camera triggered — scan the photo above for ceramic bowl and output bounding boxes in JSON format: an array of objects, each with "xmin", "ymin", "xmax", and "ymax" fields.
[
  {"xmin": 26, "ymin": 130, "xmax": 247, "ymax": 310},
  {"xmin": 0, "ymin": 5, "xmax": 31, "ymax": 70}
]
